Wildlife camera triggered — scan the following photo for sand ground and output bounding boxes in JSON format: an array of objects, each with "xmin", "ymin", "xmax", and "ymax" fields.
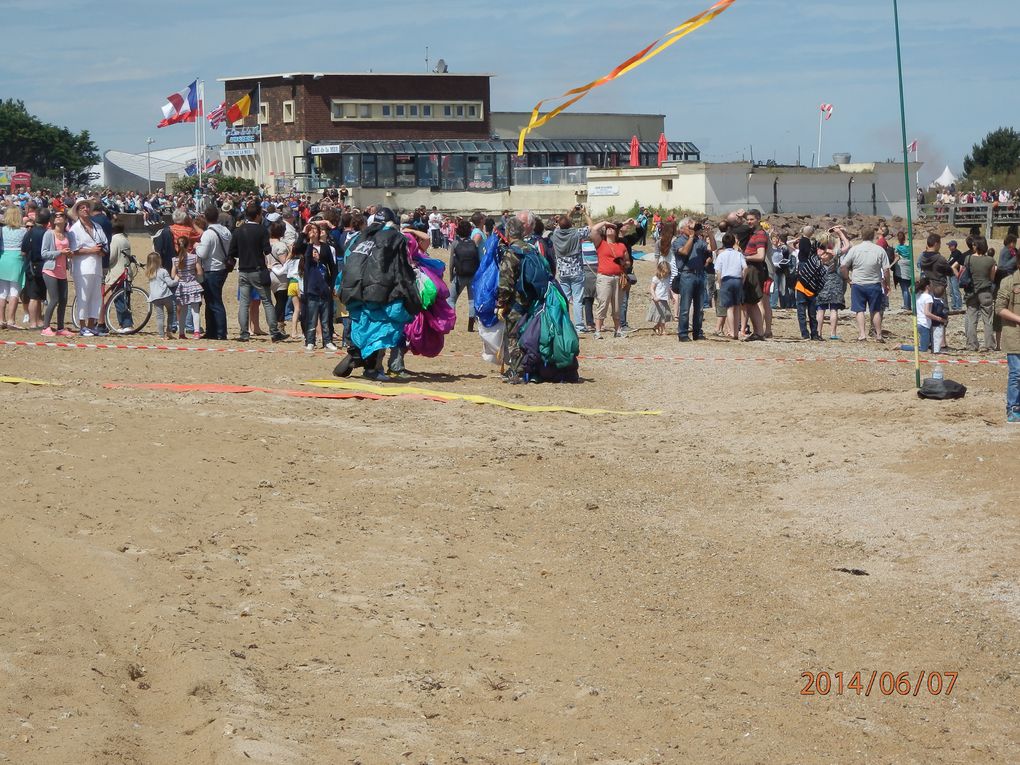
[{"xmin": 0, "ymin": 235, "xmax": 1017, "ymax": 764}]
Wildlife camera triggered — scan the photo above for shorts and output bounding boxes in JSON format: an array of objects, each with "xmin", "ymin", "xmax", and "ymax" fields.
[
  {"xmin": 0, "ymin": 279, "xmax": 20, "ymax": 300},
  {"xmin": 850, "ymin": 283, "xmax": 884, "ymax": 314},
  {"xmin": 742, "ymin": 267, "xmax": 764, "ymax": 305},
  {"xmin": 24, "ymin": 271, "xmax": 46, "ymax": 300},
  {"xmin": 818, "ymin": 302, "xmax": 843, "ymax": 311},
  {"xmin": 719, "ymin": 277, "xmax": 743, "ymax": 308},
  {"xmin": 287, "ymin": 281, "xmax": 300, "ymax": 298}
]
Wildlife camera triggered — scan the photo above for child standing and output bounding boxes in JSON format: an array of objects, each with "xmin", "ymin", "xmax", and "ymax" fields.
[
  {"xmin": 931, "ymin": 281, "xmax": 950, "ymax": 353},
  {"xmin": 916, "ymin": 278, "xmax": 945, "ymax": 352},
  {"xmin": 646, "ymin": 260, "xmax": 672, "ymax": 335},
  {"xmin": 714, "ymin": 232, "xmax": 747, "ymax": 340},
  {"xmin": 145, "ymin": 252, "xmax": 178, "ymax": 340},
  {"xmin": 171, "ymin": 236, "xmax": 204, "ymax": 340}
]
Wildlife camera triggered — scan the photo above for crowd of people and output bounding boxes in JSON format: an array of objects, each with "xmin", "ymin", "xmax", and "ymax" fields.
[
  {"xmin": 925, "ymin": 185, "xmax": 1019, "ymax": 210},
  {"xmin": 1, "ymin": 185, "xmax": 1018, "ymax": 419}
]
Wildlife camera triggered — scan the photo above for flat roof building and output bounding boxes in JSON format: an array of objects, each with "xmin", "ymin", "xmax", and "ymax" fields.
[{"xmin": 216, "ymin": 72, "xmax": 698, "ymax": 196}]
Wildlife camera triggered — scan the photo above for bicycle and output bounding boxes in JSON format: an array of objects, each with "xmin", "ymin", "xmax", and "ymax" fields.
[{"xmin": 69, "ymin": 253, "xmax": 151, "ymax": 334}]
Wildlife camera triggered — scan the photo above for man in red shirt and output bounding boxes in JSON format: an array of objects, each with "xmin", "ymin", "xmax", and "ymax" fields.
[{"xmin": 741, "ymin": 209, "xmax": 768, "ymax": 340}]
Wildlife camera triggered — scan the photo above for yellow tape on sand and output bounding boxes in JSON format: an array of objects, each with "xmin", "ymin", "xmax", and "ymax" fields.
[
  {"xmin": 304, "ymin": 379, "xmax": 661, "ymax": 416},
  {"xmin": 0, "ymin": 376, "xmax": 55, "ymax": 386}
]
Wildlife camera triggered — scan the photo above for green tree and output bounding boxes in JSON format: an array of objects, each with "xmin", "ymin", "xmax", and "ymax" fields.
[
  {"xmin": 171, "ymin": 175, "xmax": 257, "ymax": 196},
  {"xmin": 962, "ymin": 127, "xmax": 1020, "ymax": 181},
  {"xmin": 0, "ymin": 99, "xmax": 99, "ymax": 185}
]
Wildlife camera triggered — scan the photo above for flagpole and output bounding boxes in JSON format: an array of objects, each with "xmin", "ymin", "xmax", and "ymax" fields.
[
  {"xmin": 193, "ymin": 82, "xmax": 200, "ymax": 190},
  {"xmin": 893, "ymin": 0, "xmax": 920, "ymax": 389},
  {"xmin": 198, "ymin": 80, "xmax": 205, "ymax": 189},
  {"xmin": 816, "ymin": 109, "xmax": 823, "ymax": 168},
  {"xmin": 257, "ymin": 82, "xmax": 264, "ymax": 191}
]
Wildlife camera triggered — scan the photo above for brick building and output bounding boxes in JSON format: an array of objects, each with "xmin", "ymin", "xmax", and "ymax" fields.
[{"xmin": 216, "ymin": 72, "xmax": 698, "ymax": 195}]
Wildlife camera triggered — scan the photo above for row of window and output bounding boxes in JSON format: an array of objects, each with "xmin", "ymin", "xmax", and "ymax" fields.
[
  {"xmin": 240, "ymin": 99, "xmax": 484, "ymax": 127},
  {"xmin": 329, "ymin": 100, "xmax": 483, "ymax": 122},
  {"xmin": 315, "ymin": 153, "xmax": 511, "ymax": 190}
]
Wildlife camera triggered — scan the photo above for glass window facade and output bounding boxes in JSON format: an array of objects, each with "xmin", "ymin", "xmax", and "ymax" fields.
[
  {"xmin": 416, "ymin": 154, "xmax": 439, "ymax": 188},
  {"xmin": 309, "ymin": 139, "xmax": 698, "ymax": 190}
]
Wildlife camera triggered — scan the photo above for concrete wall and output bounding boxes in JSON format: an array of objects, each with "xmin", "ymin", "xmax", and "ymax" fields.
[
  {"xmin": 586, "ymin": 162, "xmax": 920, "ymax": 218},
  {"xmin": 490, "ymin": 112, "xmax": 665, "ymax": 141}
]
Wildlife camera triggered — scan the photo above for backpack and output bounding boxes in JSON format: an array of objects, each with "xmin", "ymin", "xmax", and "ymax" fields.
[
  {"xmin": 513, "ymin": 244, "xmax": 551, "ymax": 310},
  {"xmin": 539, "ymin": 282, "xmax": 580, "ymax": 369},
  {"xmin": 452, "ymin": 238, "xmax": 480, "ymax": 278},
  {"xmin": 472, "ymin": 233, "xmax": 503, "ymax": 328},
  {"xmin": 958, "ymin": 255, "xmax": 973, "ymax": 292}
]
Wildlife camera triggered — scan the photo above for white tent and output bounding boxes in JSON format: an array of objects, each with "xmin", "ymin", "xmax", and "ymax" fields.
[{"xmin": 930, "ymin": 165, "xmax": 958, "ymax": 188}]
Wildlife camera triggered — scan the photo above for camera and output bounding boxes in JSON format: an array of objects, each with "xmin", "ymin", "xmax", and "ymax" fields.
[{"xmin": 693, "ymin": 223, "xmax": 703, "ymax": 232}]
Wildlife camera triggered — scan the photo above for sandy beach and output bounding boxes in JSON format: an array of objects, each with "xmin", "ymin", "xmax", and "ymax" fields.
[{"xmin": 0, "ymin": 234, "xmax": 1017, "ymax": 764}]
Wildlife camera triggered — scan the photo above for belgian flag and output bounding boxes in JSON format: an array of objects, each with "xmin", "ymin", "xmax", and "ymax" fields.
[{"xmin": 226, "ymin": 88, "xmax": 256, "ymax": 124}]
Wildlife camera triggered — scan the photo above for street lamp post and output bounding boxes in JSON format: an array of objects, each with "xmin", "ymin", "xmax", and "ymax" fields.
[{"xmin": 146, "ymin": 138, "xmax": 156, "ymax": 195}]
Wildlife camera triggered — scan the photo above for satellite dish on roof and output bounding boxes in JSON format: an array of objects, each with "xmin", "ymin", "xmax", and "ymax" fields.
[{"xmin": 434, "ymin": 59, "xmax": 448, "ymax": 74}]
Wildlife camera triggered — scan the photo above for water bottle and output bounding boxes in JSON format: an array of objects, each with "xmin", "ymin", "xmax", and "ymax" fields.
[{"xmin": 932, "ymin": 365, "xmax": 944, "ymax": 381}]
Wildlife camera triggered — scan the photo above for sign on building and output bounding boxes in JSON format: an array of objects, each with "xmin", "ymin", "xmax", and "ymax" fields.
[
  {"xmin": 310, "ymin": 145, "xmax": 342, "ymax": 155},
  {"xmin": 222, "ymin": 148, "xmax": 257, "ymax": 157},
  {"xmin": 589, "ymin": 184, "xmax": 620, "ymax": 197},
  {"xmin": 224, "ymin": 126, "xmax": 261, "ymax": 144}
]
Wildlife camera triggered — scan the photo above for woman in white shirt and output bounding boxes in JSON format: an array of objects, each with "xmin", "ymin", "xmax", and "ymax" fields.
[{"xmin": 67, "ymin": 200, "xmax": 108, "ymax": 336}]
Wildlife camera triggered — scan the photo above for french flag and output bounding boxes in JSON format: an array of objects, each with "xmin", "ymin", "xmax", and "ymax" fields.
[{"xmin": 158, "ymin": 81, "xmax": 198, "ymax": 128}]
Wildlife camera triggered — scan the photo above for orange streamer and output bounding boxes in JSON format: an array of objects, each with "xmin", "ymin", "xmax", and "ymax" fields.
[{"xmin": 517, "ymin": 0, "xmax": 737, "ymax": 155}]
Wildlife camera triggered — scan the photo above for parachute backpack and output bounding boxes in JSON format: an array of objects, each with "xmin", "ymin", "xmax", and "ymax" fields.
[
  {"xmin": 539, "ymin": 282, "xmax": 580, "ymax": 369},
  {"xmin": 513, "ymin": 244, "xmax": 551, "ymax": 311},
  {"xmin": 472, "ymin": 233, "xmax": 502, "ymax": 328}
]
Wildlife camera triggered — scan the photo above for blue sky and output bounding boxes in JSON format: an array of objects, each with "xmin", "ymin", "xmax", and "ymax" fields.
[{"xmin": 3, "ymin": 0, "xmax": 1017, "ymax": 184}]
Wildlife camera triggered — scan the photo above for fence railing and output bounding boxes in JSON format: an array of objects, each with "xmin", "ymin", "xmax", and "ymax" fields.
[
  {"xmin": 918, "ymin": 203, "xmax": 1020, "ymax": 234},
  {"xmin": 513, "ymin": 166, "xmax": 588, "ymax": 186}
]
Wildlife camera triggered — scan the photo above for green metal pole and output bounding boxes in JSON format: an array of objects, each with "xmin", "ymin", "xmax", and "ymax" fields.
[{"xmin": 893, "ymin": 0, "xmax": 921, "ymax": 388}]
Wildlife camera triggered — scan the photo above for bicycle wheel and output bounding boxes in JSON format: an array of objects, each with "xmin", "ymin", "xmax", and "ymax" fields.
[
  {"xmin": 68, "ymin": 294, "xmax": 79, "ymax": 331},
  {"xmin": 104, "ymin": 286, "xmax": 151, "ymax": 334}
]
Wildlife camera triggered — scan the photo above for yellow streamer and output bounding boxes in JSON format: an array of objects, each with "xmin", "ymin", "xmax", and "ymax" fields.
[
  {"xmin": 0, "ymin": 376, "xmax": 55, "ymax": 386},
  {"xmin": 518, "ymin": 0, "xmax": 737, "ymax": 155},
  {"xmin": 304, "ymin": 379, "xmax": 661, "ymax": 416}
]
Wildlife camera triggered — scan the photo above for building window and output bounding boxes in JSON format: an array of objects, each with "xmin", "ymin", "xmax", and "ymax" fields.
[
  {"xmin": 467, "ymin": 154, "xmax": 495, "ymax": 189},
  {"xmin": 441, "ymin": 154, "xmax": 466, "ymax": 190},
  {"xmin": 342, "ymin": 154, "xmax": 360, "ymax": 186},
  {"xmin": 395, "ymin": 155, "xmax": 415, "ymax": 187},
  {"xmin": 258, "ymin": 102, "xmax": 268, "ymax": 124},
  {"xmin": 416, "ymin": 154, "xmax": 439, "ymax": 187},
  {"xmin": 331, "ymin": 99, "xmax": 481, "ymax": 122},
  {"xmin": 282, "ymin": 100, "xmax": 294, "ymax": 123},
  {"xmin": 361, "ymin": 154, "xmax": 377, "ymax": 186},
  {"xmin": 495, "ymin": 154, "xmax": 510, "ymax": 189},
  {"xmin": 377, "ymin": 155, "xmax": 395, "ymax": 187}
]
